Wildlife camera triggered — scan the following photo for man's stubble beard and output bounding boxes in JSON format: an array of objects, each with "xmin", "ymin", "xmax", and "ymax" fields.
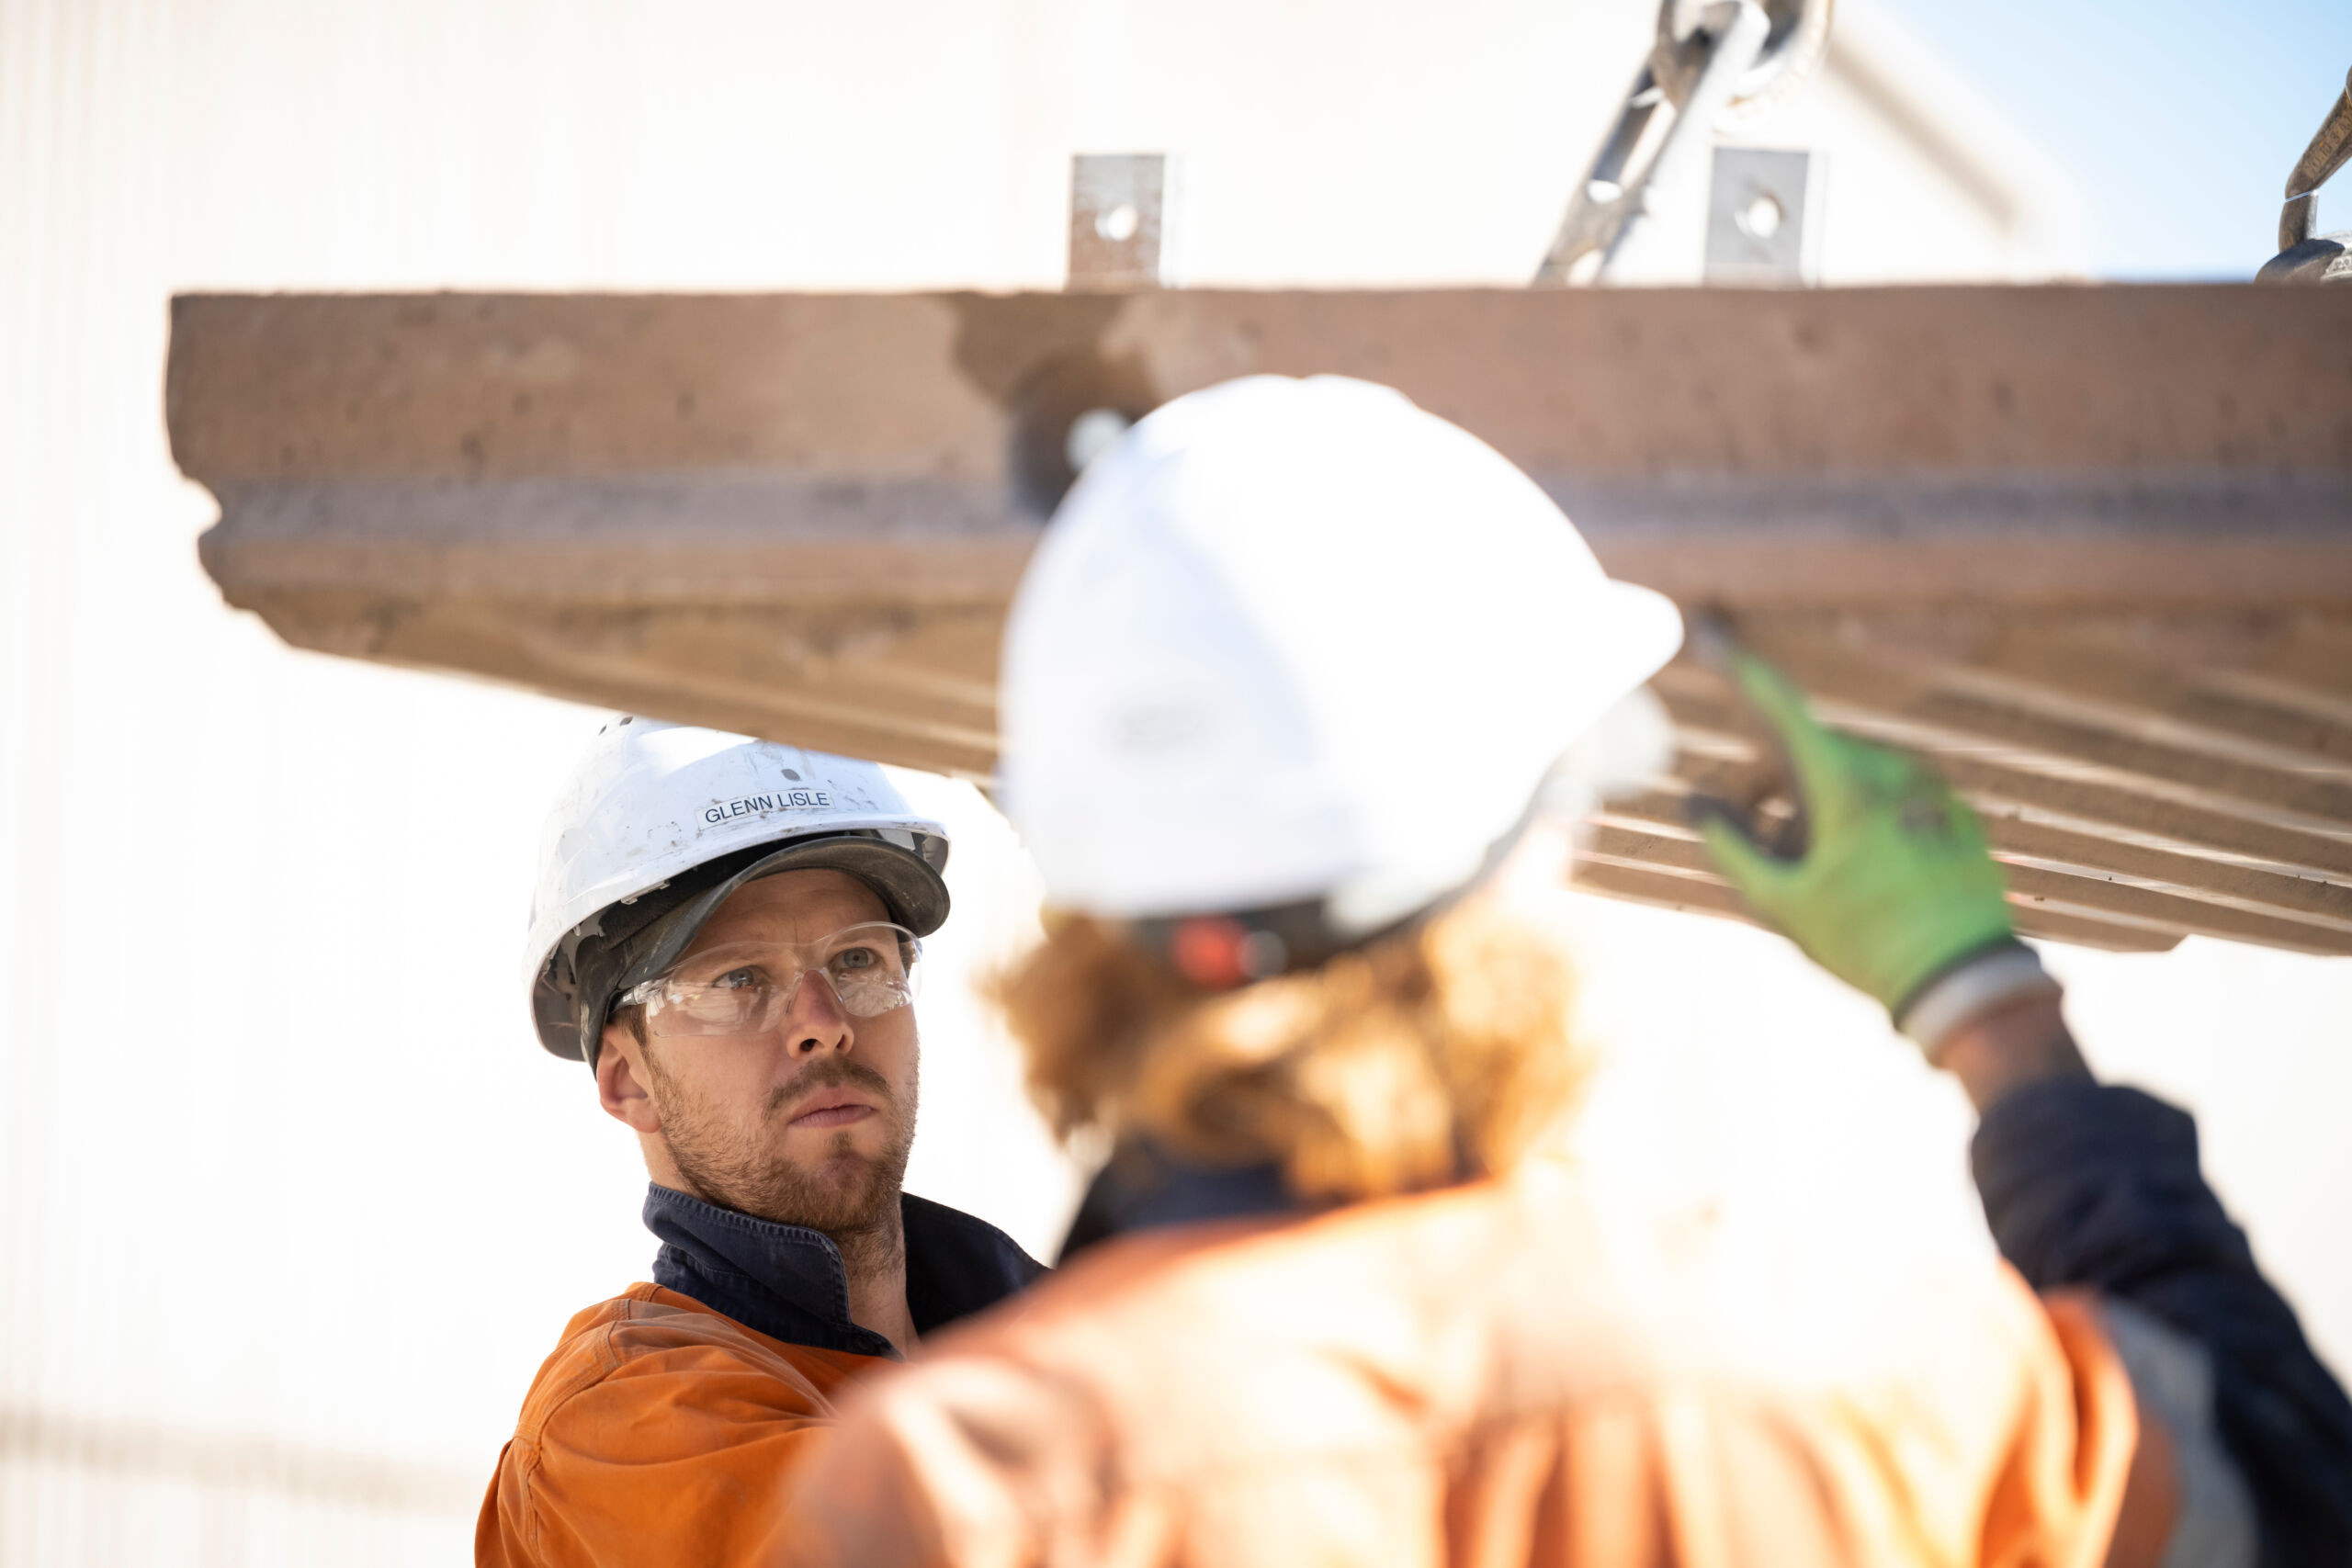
[{"xmin": 645, "ymin": 1047, "xmax": 918, "ymax": 1270}]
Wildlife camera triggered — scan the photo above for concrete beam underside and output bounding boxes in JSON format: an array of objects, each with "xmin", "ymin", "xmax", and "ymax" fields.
[{"xmin": 169, "ymin": 286, "xmax": 2352, "ymax": 954}]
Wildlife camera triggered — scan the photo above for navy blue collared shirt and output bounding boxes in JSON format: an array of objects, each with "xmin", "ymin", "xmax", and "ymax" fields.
[
  {"xmin": 1055, "ymin": 1137, "xmax": 1295, "ymax": 1264},
  {"xmin": 1974, "ymin": 1082, "xmax": 2352, "ymax": 1566},
  {"xmin": 644, "ymin": 1184, "xmax": 1045, "ymax": 1360}
]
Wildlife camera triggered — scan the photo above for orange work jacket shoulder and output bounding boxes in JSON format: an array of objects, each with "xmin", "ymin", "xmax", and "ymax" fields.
[
  {"xmin": 478, "ymin": 1283, "xmax": 885, "ymax": 1568},
  {"xmin": 478, "ymin": 1185, "xmax": 1044, "ymax": 1568},
  {"xmin": 780, "ymin": 1164, "xmax": 2169, "ymax": 1568}
]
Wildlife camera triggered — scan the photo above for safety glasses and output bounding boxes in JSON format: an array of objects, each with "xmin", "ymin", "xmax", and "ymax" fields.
[{"xmin": 620, "ymin": 922, "xmax": 922, "ymax": 1039}]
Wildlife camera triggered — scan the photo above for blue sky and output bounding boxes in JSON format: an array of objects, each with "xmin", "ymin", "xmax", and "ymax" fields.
[{"xmin": 1886, "ymin": 0, "xmax": 2352, "ymax": 277}]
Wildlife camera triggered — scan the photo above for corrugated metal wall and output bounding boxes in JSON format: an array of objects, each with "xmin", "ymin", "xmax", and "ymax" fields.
[
  {"xmin": 0, "ymin": 0, "xmax": 2339, "ymax": 1562},
  {"xmin": 0, "ymin": 4, "xmax": 1078, "ymax": 1558}
]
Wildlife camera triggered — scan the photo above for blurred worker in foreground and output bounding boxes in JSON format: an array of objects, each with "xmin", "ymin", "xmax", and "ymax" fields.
[
  {"xmin": 477, "ymin": 730, "xmax": 1043, "ymax": 1566},
  {"xmin": 781, "ymin": 376, "xmax": 2352, "ymax": 1566}
]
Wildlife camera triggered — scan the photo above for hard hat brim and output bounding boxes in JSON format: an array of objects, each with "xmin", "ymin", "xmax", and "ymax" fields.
[{"xmin": 660, "ymin": 833, "xmax": 952, "ymax": 949}]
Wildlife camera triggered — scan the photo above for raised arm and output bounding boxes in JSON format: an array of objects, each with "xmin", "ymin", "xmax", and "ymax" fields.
[{"xmin": 1692, "ymin": 647, "xmax": 2352, "ymax": 1566}]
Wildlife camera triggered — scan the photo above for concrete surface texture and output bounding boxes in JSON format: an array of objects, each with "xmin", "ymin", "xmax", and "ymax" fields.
[
  {"xmin": 168, "ymin": 285, "xmax": 2352, "ymax": 955},
  {"xmin": 0, "ymin": 0, "xmax": 2343, "ymax": 1565}
]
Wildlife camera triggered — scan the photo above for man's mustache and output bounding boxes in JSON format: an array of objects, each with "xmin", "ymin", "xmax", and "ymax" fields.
[{"xmin": 764, "ymin": 1055, "xmax": 895, "ymax": 1122}]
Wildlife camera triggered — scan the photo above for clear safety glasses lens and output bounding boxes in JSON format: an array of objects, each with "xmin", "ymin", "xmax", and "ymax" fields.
[{"xmin": 623, "ymin": 922, "xmax": 922, "ymax": 1038}]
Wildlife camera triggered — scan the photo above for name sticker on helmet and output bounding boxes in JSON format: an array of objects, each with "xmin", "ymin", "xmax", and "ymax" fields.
[{"xmin": 705, "ymin": 789, "xmax": 832, "ymax": 824}]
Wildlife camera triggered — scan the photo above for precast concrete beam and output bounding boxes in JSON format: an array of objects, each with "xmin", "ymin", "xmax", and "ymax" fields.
[{"xmin": 167, "ymin": 285, "xmax": 2352, "ymax": 952}]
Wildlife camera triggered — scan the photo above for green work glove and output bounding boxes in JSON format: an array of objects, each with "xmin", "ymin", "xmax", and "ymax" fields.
[{"xmin": 1690, "ymin": 651, "xmax": 2018, "ymax": 1025}]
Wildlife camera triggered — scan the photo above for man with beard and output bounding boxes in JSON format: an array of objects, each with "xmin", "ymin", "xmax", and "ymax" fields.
[{"xmin": 477, "ymin": 720, "xmax": 1045, "ymax": 1568}]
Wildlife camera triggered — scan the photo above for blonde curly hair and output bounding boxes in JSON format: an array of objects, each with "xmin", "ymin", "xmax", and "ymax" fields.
[{"xmin": 990, "ymin": 898, "xmax": 1586, "ymax": 1204}]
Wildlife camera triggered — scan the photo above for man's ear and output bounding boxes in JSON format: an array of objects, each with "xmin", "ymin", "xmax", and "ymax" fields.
[{"xmin": 595, "ymin": 1021, "xmax": 664, "ymax": 1136}]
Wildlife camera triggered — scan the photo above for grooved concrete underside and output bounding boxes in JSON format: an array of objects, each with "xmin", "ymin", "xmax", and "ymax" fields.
[{"xmin": 169, "ymin": 286, "xmax": 2352, "ymax": 954}]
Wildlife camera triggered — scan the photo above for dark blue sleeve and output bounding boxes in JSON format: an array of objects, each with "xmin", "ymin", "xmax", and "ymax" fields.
[{"xmin": 1971, "ymin": 1080, "xmax": 2352, "ymax": 1568}]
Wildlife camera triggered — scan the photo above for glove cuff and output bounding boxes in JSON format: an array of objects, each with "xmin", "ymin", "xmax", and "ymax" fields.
[{"xmin": 1896, "ymin": 941, "xmax": 2063, "ymax": 1061}]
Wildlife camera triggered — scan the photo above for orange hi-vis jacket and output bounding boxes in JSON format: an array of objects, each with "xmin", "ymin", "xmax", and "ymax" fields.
[
  {"xmin": 486, "ymin": 1089, "xmax": 2352, "ymax": 1566},
  {"xmin": 778, "ymin": 1160, "xmax": 2193, "ymax": 1568},
  {"xmin": 478, "ymin": 1284, "xmax": 881, "ymax": 1567},
  {"xmin": 476, "ymin": 1186, "xmax": 1042, "ymax": 1568}
]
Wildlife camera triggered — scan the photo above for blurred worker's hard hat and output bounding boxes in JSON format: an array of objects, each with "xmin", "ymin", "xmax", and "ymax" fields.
[
  {"xmin": 1000, "ymin": 373, "xmax": 1682, "ymax": 937},
  {"xmin": 523, "ymin": 719, "xmax": 950, "ymax": 1065}
]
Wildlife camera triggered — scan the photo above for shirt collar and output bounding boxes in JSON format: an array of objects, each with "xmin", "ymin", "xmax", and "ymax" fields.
[
  {"xmin": 643, "ymin": 1183, "xmax": 1045, "ymax": 1359},
  {"xmin": 1055, "ymin": 1137, "xmax": 1297, "ymax": 1264}
]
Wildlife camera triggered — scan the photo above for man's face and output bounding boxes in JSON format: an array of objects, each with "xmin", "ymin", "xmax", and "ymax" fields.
[{"xmin": 601, "ymin": 869, "xmax": 921, "ymax": 1236}]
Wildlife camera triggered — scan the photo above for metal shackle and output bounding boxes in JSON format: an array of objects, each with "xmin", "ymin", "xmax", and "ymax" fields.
[{"xmin": 1650, "ymin": 0, "xmax": 1835, "ymax": 122}]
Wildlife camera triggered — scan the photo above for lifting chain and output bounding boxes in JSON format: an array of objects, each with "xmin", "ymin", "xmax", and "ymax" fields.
[
  {"xmin": 1535, "ymin": 0, "xmax": 1833, "ymax": 286},
  {"xmin": 2261, "ymin": 67, "xmax": 2352, "ymax": 285}
]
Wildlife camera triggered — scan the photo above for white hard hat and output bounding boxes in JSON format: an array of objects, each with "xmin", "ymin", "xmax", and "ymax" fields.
[
  {"xmin": 523, "ymin": 718, "xmax": 950, "ymax": 1064},
  {"xmin": 1000, "ymin": 374, "xmax": 1681, "ymax": 941}
]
